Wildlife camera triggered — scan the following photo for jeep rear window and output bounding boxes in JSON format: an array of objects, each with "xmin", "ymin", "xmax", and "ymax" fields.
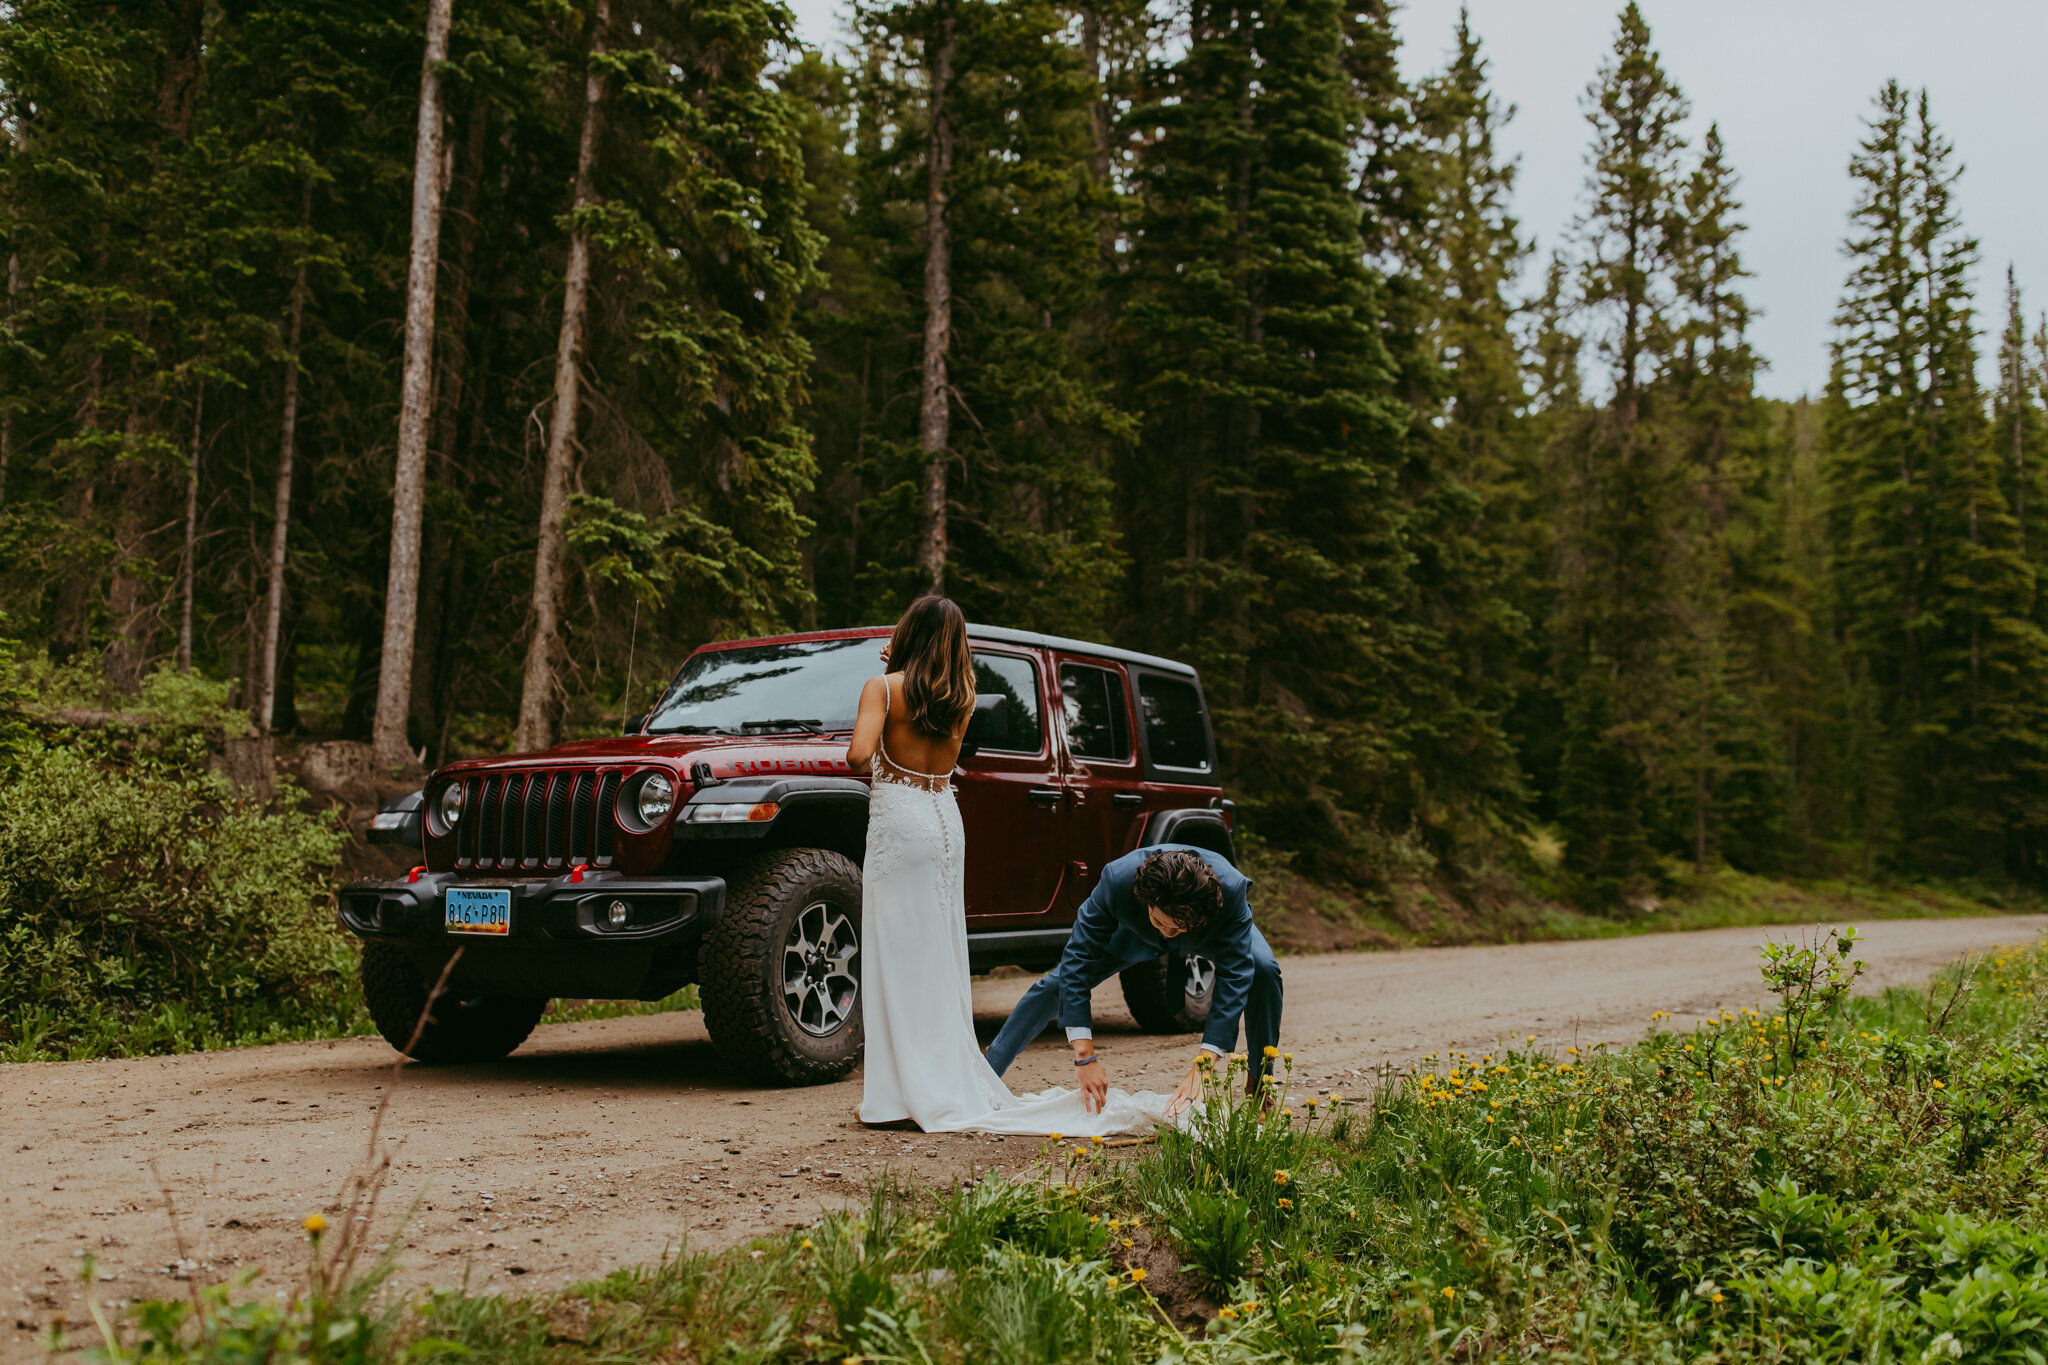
[
  {"xmin": 970, "ymin": 652, "xmax": 1043, "ymax": 753},
  {"xmin": 1137, "ymin": 675, "xmax": 1212, "ymax": 773},
  {"xmin": 1061, "ymin": 663, "xmax": 1131, "ymax": 762},
  {"xmin": 646, "ymin": 638, "xmax": 877, "ymax": 734}
]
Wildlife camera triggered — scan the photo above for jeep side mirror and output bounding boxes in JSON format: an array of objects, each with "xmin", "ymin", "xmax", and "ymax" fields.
[
  {"xmin": 959, "ymin": 694, "xmax": 1007, "ymax": 762},
  {"xmin": 624, "ymin": 712, "xmax": 649, "ymax": 735}
]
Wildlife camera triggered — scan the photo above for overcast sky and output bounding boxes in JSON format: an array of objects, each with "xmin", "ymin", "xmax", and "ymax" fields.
[{"xmin": 781, "ymin": 0, "xmax": 2048, "ymax": 398}]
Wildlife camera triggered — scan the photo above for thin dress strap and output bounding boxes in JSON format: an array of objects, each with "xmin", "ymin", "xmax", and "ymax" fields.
[{"xmin": 876, "ymin": 675, "xmax": 952, "ymax": 789}]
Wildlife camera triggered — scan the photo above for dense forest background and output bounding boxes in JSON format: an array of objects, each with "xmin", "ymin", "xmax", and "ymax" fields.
[{"xmin": 3, "ymin": 0, "xmax": 2045, "ymax": 911}]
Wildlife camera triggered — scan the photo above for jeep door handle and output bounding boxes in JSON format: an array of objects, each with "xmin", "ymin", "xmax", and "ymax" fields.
[
  {"xmin": 1112, "ymin": 793, "xmax": 1145, "ymax": 807},
  {"xmin": 1027, "ymin": 787, "xmax": 1064, "ymax": 808}
]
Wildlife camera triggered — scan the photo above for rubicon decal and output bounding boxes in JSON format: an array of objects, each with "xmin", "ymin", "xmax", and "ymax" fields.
[{"xmin": 727, "ymin": 756, "xmax": 856, "ymax": 777}]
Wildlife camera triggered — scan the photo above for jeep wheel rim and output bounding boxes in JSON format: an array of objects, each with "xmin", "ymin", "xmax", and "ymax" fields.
[
  {"xmin": 1183, "ymin": 955, "xmax": 1215, "ymax": 1010},
  {"xmin": 783, "ymin": 900, "xmax": 859, "ymax": 1037}
]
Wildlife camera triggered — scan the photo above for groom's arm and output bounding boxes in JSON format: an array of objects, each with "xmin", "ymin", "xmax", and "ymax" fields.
[
  {"xmin": 1055, "ymin": 877, "xmax": 1120, "ymax": 1041},
  {"xmin": 1199, "ymin": 888, "xmax": 1258, "ymax": 1057}
]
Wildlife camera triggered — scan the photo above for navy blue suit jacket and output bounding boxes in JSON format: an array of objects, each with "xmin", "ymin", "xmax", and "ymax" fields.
[{"xmin": 1056, "ymin": 843, "xmax": 1255, "ymax": 1056}]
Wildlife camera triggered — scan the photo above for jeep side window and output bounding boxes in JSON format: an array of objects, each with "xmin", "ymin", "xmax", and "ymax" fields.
[
  {"xmin": 1060, "ymin": 663, "xmax": 1131, "ymax": 762},
  {"xmin": 969, "ymin": 652, "xmax": 1044, "ymax": 753},
  {"xmin": 1137, "ymin": 675, "xmax": 1211, "ymax": 773}
]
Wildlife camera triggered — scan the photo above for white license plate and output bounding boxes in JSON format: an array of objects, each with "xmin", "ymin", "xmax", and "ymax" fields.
[{"xmin": 445, "ymin": 887, "xmax": 511, "ymax": 936}]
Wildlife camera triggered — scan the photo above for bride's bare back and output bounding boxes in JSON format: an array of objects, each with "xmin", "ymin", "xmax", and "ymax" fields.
[{"xmin": 846, "ymin": 672, "xmax": 966, "ymax": 787}]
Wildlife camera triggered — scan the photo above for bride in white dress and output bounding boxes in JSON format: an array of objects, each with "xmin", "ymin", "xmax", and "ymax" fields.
[{"xmin": 846, "ymin": 596, "xmax": 1173, "ymax": 1135}]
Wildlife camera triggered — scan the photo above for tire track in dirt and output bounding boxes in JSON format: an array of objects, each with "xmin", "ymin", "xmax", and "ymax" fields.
[{"xmin": 4, "ymin": 914, "xmax": 2040, "ymax": 1356}]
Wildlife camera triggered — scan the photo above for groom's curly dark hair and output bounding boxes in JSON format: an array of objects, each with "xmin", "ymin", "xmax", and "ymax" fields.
[{"xmin": 1134, "ymin": 848, "xmax": 1224, "ymax": 935}]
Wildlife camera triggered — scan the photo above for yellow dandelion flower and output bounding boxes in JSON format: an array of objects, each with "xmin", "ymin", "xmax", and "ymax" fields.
[
  {"xmin": 1278, "ymin": 1198, "xmax": 1293, "ymax": 1210},
  {"xmin": 1130, "ymin": 1267, "xmax": 1148, "ymax": 1283},
  {"xmin": 1273, "ymin": 1169, "xmax": 1292, "ymax": 1184},
  {"xmin": 1441, "ymin": 1286, "xmax": 1455, "ymax": 1298},
  {"xmin": 1263, "ymin": 1045, "xmax": 1279, "ymax": 1059},
  {"xmin": 1049, "ymin": 1132, "xmax": 1064, "ymax": 1142},
  {"xmin": 1711, "ymin": 1293, "xmax": 1725, "ymax": 1304},
  {"xmin": 1091, "ymin": 1134, "xmax": 1104, "ymax": 1144},
  {"xmin": 303, "ymin": 1214, "xmax": 326, "ymax": 1235},
  {"xmin": 1931, "ymin": 1078, "xmax": 1946, "ymax": 1089}
]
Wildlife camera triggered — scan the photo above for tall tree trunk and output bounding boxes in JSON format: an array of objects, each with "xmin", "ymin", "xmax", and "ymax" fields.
[
  {"xmin": 513, "ymin": 0, "xmax": 610, "ymax": 754},
  {"xmin": 257, "ymin": 249, "xmax": 309, "ymax": 732},
  {"xmin": 52, "ymin": 345, "xmax": 101, "ymax": 663},
  {"xmin": 103, "ymin": 404, "xmax": 158, "ymax": 690},
  {"xmin": 176, "ymin": 384, "xmax": 204, "ymax": 673},
  {"xmin": 417, "ymin": 103, "xmax": 488, "ymax": 754},
  {"xmin": 914, "ymin": 3, "xmax": 956, "ymax": 595},
  {"xmin": 1079, "ymin": 7, "xmax": 1117, "ymax": 274},
  {"xmin": 371, "ymin": 0, "xmax": 456, "ymax": 770}
]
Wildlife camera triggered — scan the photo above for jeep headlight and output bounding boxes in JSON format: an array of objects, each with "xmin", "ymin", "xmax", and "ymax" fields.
[
  {"xmin": 637, "ymin": 772, "xmax": 676, "ymax": 826},
  {"xmin": 434, "ymin": 782, "xmax": 465, "ymax": 831}
]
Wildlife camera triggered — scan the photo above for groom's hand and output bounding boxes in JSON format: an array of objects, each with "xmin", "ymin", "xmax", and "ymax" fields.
[
  {"xmin": 1165, "ymin": 1055, "xmax": 1208, "ymax": 1119},
  {"xmin": 1073, "ymin": 1041, "xmax": 1108, "ymax": 1114}
]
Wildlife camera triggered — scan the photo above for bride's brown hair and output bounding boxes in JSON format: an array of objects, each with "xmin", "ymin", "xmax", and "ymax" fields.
[{"xmin": 887, "ymin": 596, "xmax": 976, "ymax": 739}]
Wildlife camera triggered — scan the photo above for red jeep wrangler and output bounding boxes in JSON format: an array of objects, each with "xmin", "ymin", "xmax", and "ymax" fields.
[{"xmin": 341, "ymin": 625, "xmax": 1236, "ymax": 1084}]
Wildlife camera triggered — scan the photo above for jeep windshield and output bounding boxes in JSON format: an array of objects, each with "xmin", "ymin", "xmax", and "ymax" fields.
[{"xmin": 644, "ymin": 637, "xmax": 878, "ymax": 736}]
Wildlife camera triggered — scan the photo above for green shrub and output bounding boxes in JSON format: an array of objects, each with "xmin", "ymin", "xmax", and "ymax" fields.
[{"xmin": 0, "ymin": 734, "xmax": 354, "ymax": 1060}]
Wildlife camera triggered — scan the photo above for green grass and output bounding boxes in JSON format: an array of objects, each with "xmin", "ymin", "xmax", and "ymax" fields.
[{"xmin": 67, "ymin": 931, "xmax": 2048, "ymax": 1363}]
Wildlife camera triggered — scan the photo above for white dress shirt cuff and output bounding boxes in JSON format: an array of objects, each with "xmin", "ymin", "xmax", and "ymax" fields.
[{"xmin": 1065, "ymin": 1026, "xmax": 1093, "ymax": 1043}]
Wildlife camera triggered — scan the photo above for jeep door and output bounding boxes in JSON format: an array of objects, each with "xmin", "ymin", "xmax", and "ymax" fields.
[
  {"xmin": 956, "ymin": 647, "xmax": 1070, "ymax": 925},
  {"xmin": 1053, "ymin": 654, "xmax": 1144, "ymax": 907}
]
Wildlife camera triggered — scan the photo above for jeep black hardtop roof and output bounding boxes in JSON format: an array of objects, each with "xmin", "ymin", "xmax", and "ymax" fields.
[{"xmin": 695, "ymin": 623, "xmax": 1201, "ymax": 680}]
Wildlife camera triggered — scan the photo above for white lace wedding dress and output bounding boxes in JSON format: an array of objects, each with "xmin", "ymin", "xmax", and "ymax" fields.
[{"xmin": 857, "ymin": 683, "xmax": 1172, "ymax": 1135}]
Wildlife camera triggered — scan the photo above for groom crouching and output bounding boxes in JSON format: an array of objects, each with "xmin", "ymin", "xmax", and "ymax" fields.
[{"xmin": 984, "ymin": 844, "xmax": 1282, "ymax": 1116}]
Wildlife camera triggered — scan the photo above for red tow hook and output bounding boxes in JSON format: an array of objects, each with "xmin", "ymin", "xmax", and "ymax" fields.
[
  {"xmin": 407, "ymin": 865, "xmax": 425, "ymax": 884},
  {"xmin": 569, "ymin": 864, "xmax": 590, "ymax": 884}
]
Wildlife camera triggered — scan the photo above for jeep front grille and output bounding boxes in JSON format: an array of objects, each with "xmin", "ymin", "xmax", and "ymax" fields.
[{"xmin": 455, "ymin": 769, "xmax": 626, "ymax": 870}]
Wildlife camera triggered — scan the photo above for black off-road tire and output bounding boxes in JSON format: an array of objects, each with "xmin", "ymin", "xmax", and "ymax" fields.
[
  {"xmin": 699, "ymin": 848, "xmax": 865, "ymax": 1085},
  {"xmin": 360, "ymin": 941, "xmax": 548, "ymax": 1064},
  {"xmin": 1120, "ymin": 952, "xmax": 1216, "ymax": 1033}
]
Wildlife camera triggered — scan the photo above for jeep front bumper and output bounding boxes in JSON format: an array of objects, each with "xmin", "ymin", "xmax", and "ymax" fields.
[
  {"xmin": 339, "ymin": 869, "xmax": 725, "ymax": 945},
  {"xmin": 338, "ymin": 870, "xmax": 726, "ymax": 1001}
]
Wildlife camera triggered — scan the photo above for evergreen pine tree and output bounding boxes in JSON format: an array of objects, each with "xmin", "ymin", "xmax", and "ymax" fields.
[
  {"xmin": 802, "ymin": 0, "xmax": 1121, "ymax": 632},
  {"xmin": 1826, "ymin": 82, "xmax": 2048, "ymax": 876},
  {"xmin": 1123, "ymin": 0, "xmax": 1421, "ymax": 881},
  {"xmin": 1551, "ymin": 3, "xmax": 1690, "ymax": 903},
  {"xmin": 1378, "ymin": 7, "xmax": 1533, "ymax": 860}
]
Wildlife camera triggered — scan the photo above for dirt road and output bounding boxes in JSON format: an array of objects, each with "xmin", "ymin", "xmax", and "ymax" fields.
[{"xmin": 5, "ymin": 915, "xmax": 2041, "ymax": 1351}]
